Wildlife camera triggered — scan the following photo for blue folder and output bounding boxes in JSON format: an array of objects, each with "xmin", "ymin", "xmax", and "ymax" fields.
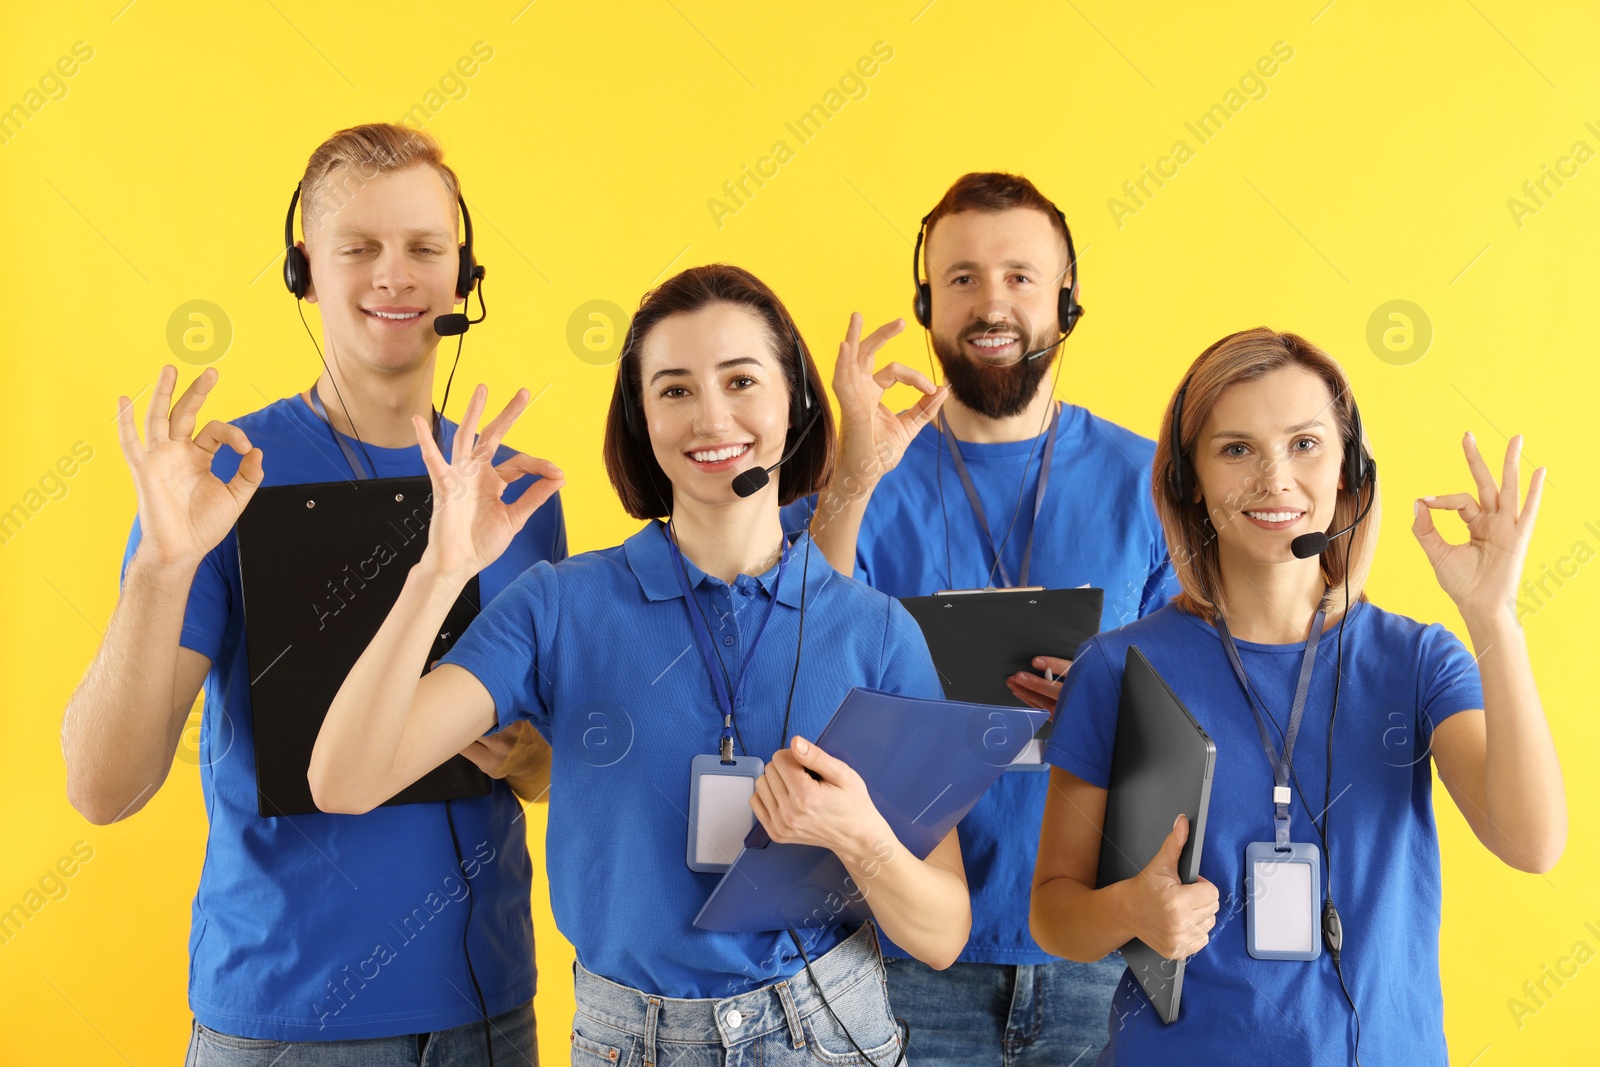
[{"xmin": 692, "ymin": 687, "xmax": 1048, "ymax": 933}]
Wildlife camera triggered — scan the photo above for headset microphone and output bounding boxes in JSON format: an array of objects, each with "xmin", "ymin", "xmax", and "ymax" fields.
[
  {"xmin": 433, "ymin": 262, "xmax": 487, "ymax": 337},
  {"xmin": 1017, "ymin": 333, "xmax": 1069, "ymax": 364},
  {"xmin": 731, "ymin": 404, "xmax": 823, "ymax": 498},
  {"xmin": 1290, "ymin": 462, "xmax": 1377, "ymax": 559}
]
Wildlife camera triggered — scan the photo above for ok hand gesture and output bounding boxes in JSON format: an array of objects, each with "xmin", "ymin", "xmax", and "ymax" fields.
[
  {"xmin": 416, "ymin": 384, "xmax": 565, "ymax": 584},
  {"xmin": 115, "ymin": 365, "xmax": 263, "ymax": 569},
  {"xmin": 1413, "ymin": 432, "xmax": 1545, "ymax": 625},
  {"xmin": 831, "ymin": 312, "xmax": 949, "ymax": 484}
]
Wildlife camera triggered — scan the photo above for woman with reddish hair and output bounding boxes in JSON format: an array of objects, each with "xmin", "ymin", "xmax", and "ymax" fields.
[{"xmin": 1031, "ymin": 327, "xmax": 1564, "ymax": 1064}]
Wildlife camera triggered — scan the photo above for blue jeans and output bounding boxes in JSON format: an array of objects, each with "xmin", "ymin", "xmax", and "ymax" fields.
[
  {"xmin": 183, "ymin": 999, "xmax": 537, "ymax": 1066},
  {"xmin": 568, "ymin": 923, "xmax": 901, "ymax": 1066},
  {"xmin": 883, "ymin": 955, "xmax": 1122, "ymax": 1066}
]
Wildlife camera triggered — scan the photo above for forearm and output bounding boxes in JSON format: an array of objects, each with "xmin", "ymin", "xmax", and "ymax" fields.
[
  {"xmin": 62, "ymin": 552, "xmax": 196, "ymax": 823},
  {"xmin": 807, "ymin": 441, "xmax": 888, "ymax": 575},
  {"xmin": 1463, "ymin": 610, "xmax": 1566, "ymax": 870},
  {"xmin": 836, "ymin": 820, "xmax": 970, "ymax": 969},
  {"xmin": 310, "ymin": 561, "xmax": 469, "ymax": 812},
  {"xmin": 1030, "ymin": 875, "xmax": 1137, "ymax": 963}
]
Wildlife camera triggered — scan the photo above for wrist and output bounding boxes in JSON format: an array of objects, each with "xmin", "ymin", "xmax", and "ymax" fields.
[
  {"xmin": 838, "ymin": 430, "xmax": 892, "ymax": 478},
  {"xmin": 410, "ymin": 555, "xmax": 474, "ymax": 600},
  {"xmin": 818, "ymin": 447, "xmax": 886, "ymax": 514},
  {"xmin": 1462, "ymin": 605, "xmax": 1527, "ymax": 650},
  {"xmin": 1111, "ymin": 877, "xmax": 1140, "ymax": 940},
  {"xmin": 836, "ymin": 811, "xmax": 895, "ymax": 869},
  {"xmin": 127, "ymin": 545, "xmax": 202, "ymax": 584}
]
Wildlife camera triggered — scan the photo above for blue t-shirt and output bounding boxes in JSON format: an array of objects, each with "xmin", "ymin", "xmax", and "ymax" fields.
[
  {"xmin": 783, "ymin": 403, "xmax": 1178, "ymax": 964},
  {"xmin": 1046, "ymin": 602, "xmax": 1484, "ymax": 1064},
  {"xmin": 118, "ymin": 394, "xmax": 567, "ymax": 1041},
  {"xmin": 438, "ymin": 522, "xmax": 946, "ymax": 1000}
]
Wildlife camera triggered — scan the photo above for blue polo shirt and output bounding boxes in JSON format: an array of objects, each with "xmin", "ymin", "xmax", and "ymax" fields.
[
  {"xmin": 783, "ymin": 403, "xmax": 1178, "ymax": 964},
  {"xmin": 118, "ymin": 394, "xmax": 566, "ymax": 1041},
  {"xmin": 437, "ymin": 522, "xmax": 946, "ymax": 1000},
  {"xmin": 1047, "ymin": 602, "xmax": 1483, "ymax": 1064}
]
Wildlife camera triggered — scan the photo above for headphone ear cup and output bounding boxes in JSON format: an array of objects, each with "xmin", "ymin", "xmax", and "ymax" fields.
[
  {"xmin": 1344, "ymin": 403, "xmax": 1370, "ymax": 491},
  {"xmin": 620, "ymin": 363, "xmax": 640, "ymax": 443},
  {"xmin": 1345, "ymin": 442, "xmax": 1369, "ymax": 493},
  {"xmin": 1058, "ymin": 289, "xmax": 1082, "ymax": 339},
  {"xmin": 283, "ymin": 246, "xmax": 309, "ymax": 299},
  {"xmin": 1167, "ymin": 459, "xmax": 1190, "ymax": 508},
  {"xmin": 1167, "ymin": 381, "xmax": 1191, "ymax": 505},
  {"xmin": 913, "ymin": 284, "xmax": 932, "ymax": 329},
  {"xmin": 456, "ymin": 246, "xmax": 475, "ymax": 300},
  {"xmin": 623, "ymin": 385, "xmax": 642, "ymax": 442},
  {"xmin": 621, "ymin": 346, "xmax": 650, "ymax": 445},
  {"xmin": 788, "ymin": 330, "xmax": 811, "ymax": 440}
]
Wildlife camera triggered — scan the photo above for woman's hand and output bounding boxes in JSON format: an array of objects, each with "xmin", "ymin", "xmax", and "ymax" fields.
[
  {"xmin": 1413, "ymin": 432, "xmax": 1545, "ymax": 625},
  {"xmin": 750, "ymin": 736, "xmax": 888, "ymax": 858},
  {"xmin": 1006, "ymin": 655, "xmax": 1072, "ymax": 713},
  {"xmin": 415, "ymin": 384, "xmax": 564, "ymax": 584},
  {"xmin": 115, "ymin": 365, "xmax": 264, "ymax": 569},
  {"xmin": 831, "ymin": 312, "xmax": 949, "ymax": 487},
  {"xmin": 1123, "ymin": 814, "xmax": 1218, "ymax": 960}
]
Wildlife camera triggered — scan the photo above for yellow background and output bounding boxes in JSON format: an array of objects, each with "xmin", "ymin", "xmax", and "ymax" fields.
[{"xmin": 3, "ymin": 1, "xmax": 1595, "ymax": 1062}]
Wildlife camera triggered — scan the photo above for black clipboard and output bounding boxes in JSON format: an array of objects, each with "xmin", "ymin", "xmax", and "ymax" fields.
[
  {"xmin": 236, "ymin": 475, "xmax": 490, "ymax": 818},
  {"xmin": 1096, "ymin": 645, "xmax": 1215, "ymax": 1024},
  {"xmin": 899, "ymin": 586, "xmax": 1103, "ymax": 767}
]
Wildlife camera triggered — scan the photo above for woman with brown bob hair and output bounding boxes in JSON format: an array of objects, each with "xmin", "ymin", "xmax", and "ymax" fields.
[
  {"xmin": 1030, "ymin": 327, "xmax": 1564, "ymax": 1063},
  {"xmin": 313, "ymin": 263, "xmax": 970, "ymax": 1066}
]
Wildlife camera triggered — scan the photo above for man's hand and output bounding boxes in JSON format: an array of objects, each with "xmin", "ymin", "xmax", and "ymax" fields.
[
  {"xmin": 116, "ymin": 365, "xmax": 264, "ymax": 569},
  {"xmin": 1006, "ymin": 655, "xmax": 1072, "ymax": 714},
  {"xmin": 460, "ymin": 720, "xmax": 551, "ymax": 803},
  {"xmin": 831, "ymin": 312, "xmax": 949, "ymax": 487}
]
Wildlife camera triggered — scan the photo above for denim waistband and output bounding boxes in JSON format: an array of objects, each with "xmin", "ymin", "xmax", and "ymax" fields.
[{"xmin": 573, "ymin": 923, "xmax": 886, "ymax": 1055}]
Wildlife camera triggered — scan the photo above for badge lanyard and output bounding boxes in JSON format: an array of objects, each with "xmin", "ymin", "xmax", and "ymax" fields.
[
  {"xmin": 662, "ymin": 522, "xmax": 788, "ymax": 761},
  {"xmin": 1217, "ymin": 607, "xmax": 1329, "ymax": 961},
  {"xmin": 308, "ymin": 380, "xmax": 443, "ymax": 481},
  {"xmin": 939, "ymin": 402, "xmax": 1058, "ymax": 588},
  {"xmin": 664, "ymin": 523, "xmax": 791, "ymax": 873}
]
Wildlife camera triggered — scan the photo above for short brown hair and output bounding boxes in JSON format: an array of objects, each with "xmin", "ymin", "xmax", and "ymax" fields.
[
  {"xmin": 922, "ymin": 172, "xmax": 1070, "ymax": 279},
  {"xmin": 603, "ymin": 264, "xmax": 836, "ymax": 520},
  {"xmin": 298, "ymin": 123, "xmax": 460, "ymax": 241},
  {"xmin": 1152, "ymin": 327, "xmax": 1379, "ymax": 623}
]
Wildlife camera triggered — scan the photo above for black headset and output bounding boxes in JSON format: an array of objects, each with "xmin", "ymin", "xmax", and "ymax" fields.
[
  {"xmin": 1165, "ymin": 374, "xmax": 1371, "ymax": 506},
  {"xmin": 618, "ymin": 310, "xmax": 813, "ymax": 445},
  {"xmin": 282, "ymin": 183, "xmax": 483, "ymax": 301},
  {"xmin": 911, "ymin": 205, "xmax": 1083, "ymax": 339}
]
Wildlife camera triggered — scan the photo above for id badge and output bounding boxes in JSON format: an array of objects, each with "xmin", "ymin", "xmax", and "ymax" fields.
[
  {"xmin": 1245, "ymin": 840, "xmax": 1322, "ymax": 960},
  {"xmin": 686, "ymin": 754, "xmax": 764, "ymax": 873}
]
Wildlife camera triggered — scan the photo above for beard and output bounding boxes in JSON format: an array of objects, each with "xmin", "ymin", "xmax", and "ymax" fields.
[{"xmin": 931, "ymin": 320, "xmax": 1060, "ymax": 420}]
